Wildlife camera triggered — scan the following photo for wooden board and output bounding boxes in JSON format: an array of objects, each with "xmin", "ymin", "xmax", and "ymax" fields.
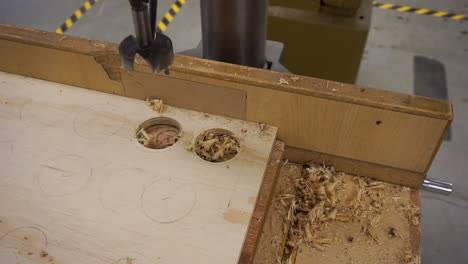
[
  {"xmin": 120, "ymin": 70, "xmax": 247, "ymax": 120},
  {"xmin": 239, "ymin": 141, "xmax": 285, "ymax": 264},
  {"xmin": 0, "ymin": 71, "xmax": 277, "ymax": 263},
  {"xmin": 0, "ymin": 24, "xmax": 453, "ymax": 187},
  {"xmin": 253, "ymin": 163, "xmax": 421, "ymax": 264}
]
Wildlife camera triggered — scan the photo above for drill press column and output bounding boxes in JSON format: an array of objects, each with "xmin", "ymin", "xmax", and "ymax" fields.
[{"xmin": 200, "ymin": 0, "xmax": 268, "ymax": 68}]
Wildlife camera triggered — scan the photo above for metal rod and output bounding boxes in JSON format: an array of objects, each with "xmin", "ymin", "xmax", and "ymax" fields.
[
  {"xmin": 422, "ymin": 178, "xmax": 453, "ymax": 195},
  {"xmin": 425, "ymin": 178, "xmax": 453, "ymax": 187},
  {"xmin": 149, "ymin": 0, "xmax": 158, "ymax": 37},
  {"xmin": 131, "ymin": 4, "xmax": 153, "ymax": 49}
]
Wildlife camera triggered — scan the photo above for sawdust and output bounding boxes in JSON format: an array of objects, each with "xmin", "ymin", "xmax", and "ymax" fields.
[
  {"xmin": 254, "ymin": 162, "xmax": 421, "ymax": 264},
  {"xmin": 278, "ymin": 164, "xmax": 344, "ymax": 262},
  {"xmin": 252, "ymin": 163, "xmax": 301, "ymax": 264},
  {"xmin": 145, "ymin": 98, "xmax": 165, "ymax": 113},
  {"xmin": 403, "ymin": 251, "xmax": 421, "ymax": 264},
  {"xmin": 191, "ymin": 129, "xmax": 240, "ymax": 162}
]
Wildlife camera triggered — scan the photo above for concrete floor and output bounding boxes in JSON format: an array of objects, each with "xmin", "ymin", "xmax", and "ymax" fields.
[
  {"xmin": 1, "ymin": 0, "xmax": 467, "ymax": 263},
  {"xmin": 359, "ymin": 2, "xmax": 468, "ymax": 263}
]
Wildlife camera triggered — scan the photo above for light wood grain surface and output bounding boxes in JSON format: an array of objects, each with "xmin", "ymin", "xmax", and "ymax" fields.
[
  {"xmin": 0, "ymin": 72, "xmax": 277, "ymax": 264},
  {"xmin": 239, "ymin": 141, "xmax": 285, "ymax": 264}
]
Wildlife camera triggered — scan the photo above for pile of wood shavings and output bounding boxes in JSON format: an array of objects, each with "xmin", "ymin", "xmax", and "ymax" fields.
[
  {"xmin": 191, "ymin": 130, "xmax": 240, "ymax": 162},
  {"xmin": 146, "ymin": 98, "xmax": 165, "ymax": 113},
  {"xmin": 277, "ymin": 163, "xmax": 422, "ymax": 264},
  {"xmin": 278, "ymin": 164, "xmax": 344, "ymax": 261}
]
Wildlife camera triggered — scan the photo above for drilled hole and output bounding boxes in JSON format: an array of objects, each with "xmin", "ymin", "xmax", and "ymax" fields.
[
  {"xmin": 193, "ymin": 128, "xmax": 240, "ymax": 163},
  {"xmin": 376, "ymin": 120, "xmax": 383, "ymax": 125},
  {"xmin": 136, "ymin": 117, "xmax": 182, "ymax": 149}
]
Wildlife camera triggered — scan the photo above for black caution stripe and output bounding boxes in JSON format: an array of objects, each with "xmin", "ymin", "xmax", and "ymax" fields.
[
  {"xmin": 56, "ymin": 0, "xmax": 100, "ymax": 34},
  {"xmin": 157, "ymin": 0, "xmax": 186, "ymax": 33},
  {"xmin": 372, "ymin": 1, "xmax": 467, "ymax": 21}
]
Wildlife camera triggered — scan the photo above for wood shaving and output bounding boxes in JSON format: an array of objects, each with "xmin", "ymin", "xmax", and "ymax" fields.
[
  {"xmin": 146, "ymin": 98, "xmax": 165, "ymax": 113},
  {"xmin": 278, "ymin": 163, "xmax": 342, "ymax": 261},
  {"xmin": 276, "ymin": 162, "xmax": 422, "ymax": 263},
  {"xmin": 136, "ymin": 128, "xmax": 152, "ymax": 147},
  {"xmin": 193, "ymin": 130, "xmax": 240, "ymax": 162},
  {"xmin": 279, "ymin": 78, "xmax": 289, "ymax": 85},
  {"xmin": 401, "ymin": 204, "xmax": 421, "ymax": 226}
]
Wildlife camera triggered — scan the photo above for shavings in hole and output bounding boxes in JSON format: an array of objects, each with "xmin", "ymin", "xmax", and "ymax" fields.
[
  {"xmin": 145, "ymin": 98, "xmax": 165, "ymax": 113},
  {"xmin": 193, "ymin": 131, "xmax": 240, "ymax": 162},
  {"xmin": 136, "ymin": 125, "xmax": 180, "ymax": 149},
  {"xmin": 136, "ymin": 128, "xmax": 152, "ymax": 147}
]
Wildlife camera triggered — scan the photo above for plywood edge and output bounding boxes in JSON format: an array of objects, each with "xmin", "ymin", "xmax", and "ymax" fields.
[
  {"xmin": 239, "ymin": 141, "xmax": 285, "ymax": 264},
  {"xmin": 284, "ymin": 146, "xmax": 425, "ymax": 188},
  {"xmin": 0, "ymin": 24, "xmax": 452, "ymax": 120},
  {"xmin": 409, "ymin": 189, "xmax": 422, "ymax": 263}
]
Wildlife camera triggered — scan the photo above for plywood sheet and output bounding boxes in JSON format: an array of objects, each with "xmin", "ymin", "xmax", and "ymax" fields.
[{"xmin": 0, "ymin": 72, "xmax": 277, "ymax": 263}]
